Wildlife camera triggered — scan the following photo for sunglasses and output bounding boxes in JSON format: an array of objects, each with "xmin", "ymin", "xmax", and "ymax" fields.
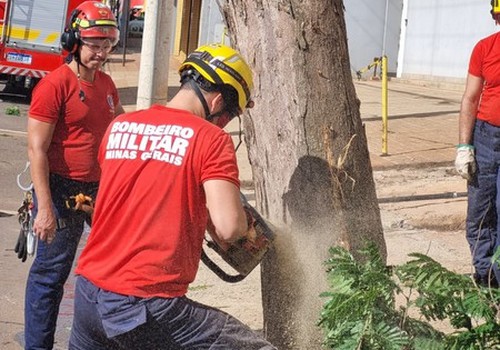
[{"xmin": 81, "ymin": 39, "xmax": 114, "ymax": 54}]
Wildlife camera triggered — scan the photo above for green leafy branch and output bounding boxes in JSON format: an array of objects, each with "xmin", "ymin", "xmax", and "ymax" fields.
[{"xmin": 319, "ymin": 243, "xmax": 500, "ymax": 350}]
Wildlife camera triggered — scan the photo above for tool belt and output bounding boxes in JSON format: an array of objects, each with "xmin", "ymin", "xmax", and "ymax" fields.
[
  {"xmin": 49, "ymin": 173, "xmax": 98, "ymax": 226},
  {"xmin": 64, "ymin": 193, "xmax": 94, "ymax": 212}
]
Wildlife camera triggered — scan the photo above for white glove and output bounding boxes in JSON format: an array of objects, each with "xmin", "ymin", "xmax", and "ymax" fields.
[{"xmin": 455, "ymin": 144, "xmax": 476, "ymax": 181}]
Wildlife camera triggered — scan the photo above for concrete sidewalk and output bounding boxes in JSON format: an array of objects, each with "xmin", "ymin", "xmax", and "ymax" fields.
[{"xmin": 358, "ymin": 79, "xmax": 462, "ymax": 170}]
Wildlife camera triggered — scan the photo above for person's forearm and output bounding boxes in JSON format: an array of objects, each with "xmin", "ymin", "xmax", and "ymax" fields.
[
  {"xmin": 458, "ymin": 73, "xmax": 483, "ymax": 145},
  {"xmin": 458, "ymin": 97, "xmax": 478, "ymax": 145},
  {"xmin": 28, "ymin": 149, "xmax": 52, "ymax": 209},
  {"xmin": 204, "ymin": 180, "xmax": 249, "ymax": 243},
  {"xmin": 213, "ymin": 206, "xmax": 248, "ymax": 244},
  {"xmin": 226, "ymin": 207, "xmax": 249, "ymax": 243}
]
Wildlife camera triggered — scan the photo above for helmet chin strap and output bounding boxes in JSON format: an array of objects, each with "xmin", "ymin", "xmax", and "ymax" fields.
[
  {"xmin": 187, "ymin": 77, "xmax": 234, "ymax": 125},
  {"xmin": 189, "ymin": 79, "xmax": 213, "ymax": 121},
  {"xmin": 73, "ymin": 50, "xmax": 90, "ymax": 70}
]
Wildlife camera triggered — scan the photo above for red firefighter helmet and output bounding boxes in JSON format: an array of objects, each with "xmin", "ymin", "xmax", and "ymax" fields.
[{"xmin": 72, "ymin": 1, "xmax": 119, "ymax": 45}]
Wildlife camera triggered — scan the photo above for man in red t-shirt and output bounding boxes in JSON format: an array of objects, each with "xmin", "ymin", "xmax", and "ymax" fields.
[
  {"xmin": 69, "ymin": 43, "xmax": 276, "ymax": 349},
  {"xmin": 22, "ymin": 2, "xmax": 125, "ymax": 349},
  {"xmin": 455, "ymin": 2, "xmax": 500, "ymax": 288}
]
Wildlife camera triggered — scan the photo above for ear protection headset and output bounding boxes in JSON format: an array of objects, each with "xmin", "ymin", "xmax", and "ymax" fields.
[{"xmin": 60, "ymin": 9, "xmax": 81, "ymax": 53}]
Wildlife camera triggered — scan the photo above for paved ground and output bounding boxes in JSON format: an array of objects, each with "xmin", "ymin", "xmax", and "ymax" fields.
[
  {"xmin": 0, "ymin": 39, "xmax": 469, "ymax": 348},
  {"xmin": 360, "ymin": 79, "xmax": 461, "ymax": 170}
]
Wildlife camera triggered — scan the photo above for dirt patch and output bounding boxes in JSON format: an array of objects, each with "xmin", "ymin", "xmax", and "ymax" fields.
[
  {"xmin": 374, "ymin": 166, "xmax": 467, "ymax": 233},
  {"xmin": 411, "ymin": 213, "xmax": 466, "ymax": 232},
  {"xmin": 374, "ymin": 165, "xmax": 472, "ymax": 281}
]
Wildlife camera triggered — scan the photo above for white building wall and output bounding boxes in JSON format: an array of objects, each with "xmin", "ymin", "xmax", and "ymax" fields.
[
  {"xmin": 197, "ymin": 1, "xmax": 404, "ymax": 76},
  {"xmin": 199, "ymin": 0, "xmax": 228, "ymax": 46},
  {"xmin": 196, "ymin": 1, "xmax": 499, "ymax": 82},
  {"xmin": 400, "ymin": 1, "xmax": 498, "ymax": 80},
  {"xmin": 344, "ymin": 0, "xmax": 403, "ymax": 76}
]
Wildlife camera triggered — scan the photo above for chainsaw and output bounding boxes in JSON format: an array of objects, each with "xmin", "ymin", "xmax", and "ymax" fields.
[{"xmin": 201, "ymin": 192, "xmax": 275, "ymax": 283}]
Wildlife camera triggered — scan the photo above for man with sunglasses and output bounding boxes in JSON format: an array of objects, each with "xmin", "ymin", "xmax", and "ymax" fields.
[
  {"xmin": 68, "ymin": 43, "xmax": 276, "ymax": 349},
  {"xmin": 23, "ymin": 1, "xmax": 125, "ymax": 348}
]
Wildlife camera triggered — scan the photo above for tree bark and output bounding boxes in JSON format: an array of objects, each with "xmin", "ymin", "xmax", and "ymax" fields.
[{"xmin": 218, "ymin": 1, "xmax": 387, "ymax": 348}]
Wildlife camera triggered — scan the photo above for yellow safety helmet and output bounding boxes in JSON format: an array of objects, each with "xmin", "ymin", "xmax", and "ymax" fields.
[
  {"xmin": 178, "ymin": 43, "xmax": 254, "ymax": 113},
  {"xmin": 492, "ymin": 0, "xmax": 500, "ymax": 22}
]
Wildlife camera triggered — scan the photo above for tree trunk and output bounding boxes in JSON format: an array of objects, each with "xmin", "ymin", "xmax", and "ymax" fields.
[{"xmin": 218, "ymin": 1, "xmax": 387, "ymax": 349}]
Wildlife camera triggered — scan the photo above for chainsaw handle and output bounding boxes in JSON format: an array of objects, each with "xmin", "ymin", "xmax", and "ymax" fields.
[{"xmin": 200, "ymin": 249, "xmax": 246, "ymax": 283}]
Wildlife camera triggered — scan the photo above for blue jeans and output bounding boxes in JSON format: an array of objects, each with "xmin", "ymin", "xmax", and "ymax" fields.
[
  {"xmin": 25, "ymin": 174, "xmax": 97, "ymax": 350},
  {"xmin": 467, "ymin": 120, "xmax": 500, "ymax": 282},
  {"xmin": 69, "ymin": 276, "xmax": 276, "ymax": 350}
]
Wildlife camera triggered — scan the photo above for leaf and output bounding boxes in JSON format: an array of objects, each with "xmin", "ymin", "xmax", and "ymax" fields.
[
  {"xmin": 321, "ymin": 242, "xmax": 500, "ymax": 349},
  {"xmin": 5, "ymin": 106, "xmax": 20, "ymax": 116}
]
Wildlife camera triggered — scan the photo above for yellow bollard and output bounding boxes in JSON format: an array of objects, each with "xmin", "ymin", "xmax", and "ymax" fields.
[{"xmin": 381, "ymin": 55, "xmax": 388, "ymax": 156}]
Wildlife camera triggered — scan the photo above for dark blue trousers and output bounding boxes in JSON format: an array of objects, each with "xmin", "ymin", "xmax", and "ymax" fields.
[
  {"xmin": 69, "ymin": 276, "xmax": 276, "ymax": 350},
  {"xmin": 467, "ymin": 120, "xmax": 500, "ymax": 283},
  {"xmin": 24, "ymin": 174, "xmax": 97, "ymax": 349}
]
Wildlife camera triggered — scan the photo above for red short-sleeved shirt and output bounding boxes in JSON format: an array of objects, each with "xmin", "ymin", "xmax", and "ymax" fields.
[
  {"xmin": 468, "ymin": 32, "xmax": 500, "ymax": 126},
  {"xmin": 76, "ymin": 105, "xmax": 240, "ymax": 298},
  {"xmin": 29, "ymin": 64, "xmax": 120, "ymax": 181}
]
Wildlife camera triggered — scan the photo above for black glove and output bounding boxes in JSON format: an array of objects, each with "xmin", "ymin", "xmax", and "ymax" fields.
[{"xmin": 14, "ymin": 228, "xmax": 28, "ymax": 262}]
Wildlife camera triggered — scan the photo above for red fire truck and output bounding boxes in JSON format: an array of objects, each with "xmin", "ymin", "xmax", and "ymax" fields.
[{"xmin": 0, "ymin": 0, "xmax": 87, "ymax": 96}]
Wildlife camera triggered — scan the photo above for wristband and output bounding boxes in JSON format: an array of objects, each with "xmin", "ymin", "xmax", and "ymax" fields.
[{"xmin": 456, "ymin": 144, "xmax": 474, "ymax": 149}]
